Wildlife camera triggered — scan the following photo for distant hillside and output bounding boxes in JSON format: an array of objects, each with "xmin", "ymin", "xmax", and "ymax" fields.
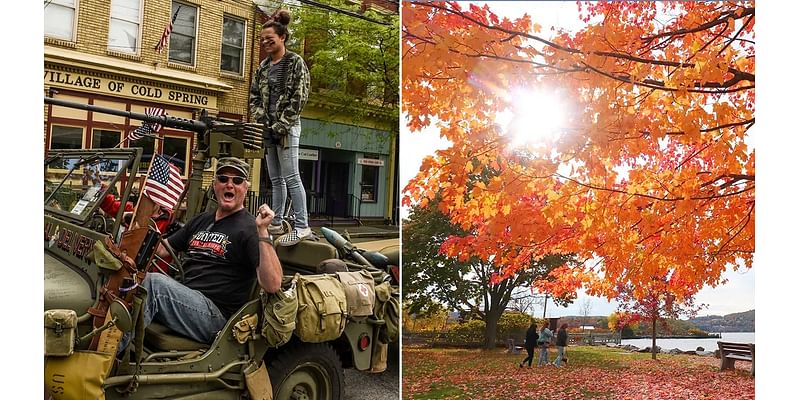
[{"xmin": 689, "ymin": 309, "xmax": 755, "ymax": 333}]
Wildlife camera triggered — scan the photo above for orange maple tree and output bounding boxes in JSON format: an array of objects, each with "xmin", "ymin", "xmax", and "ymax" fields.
[{"xmin": 402, "ymin": 2, "xmax": 754, "ymax": 301}]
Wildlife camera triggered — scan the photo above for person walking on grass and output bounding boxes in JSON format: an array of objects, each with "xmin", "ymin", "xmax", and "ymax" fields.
[
  {"xmin": 537, "ymin": 324, "xmax": 554, "ymax": 366},
  {"xmin": 554, "ymin": 323, "xmax": 569, "ymax": 367},
  {"xmin": 519, "ymin": 321, "xmax": 539, "ymax": 368}
]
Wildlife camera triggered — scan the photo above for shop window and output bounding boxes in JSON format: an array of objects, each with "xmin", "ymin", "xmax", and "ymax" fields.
[
  {"xmin": 221, "ymin": 16, "xmax": 245, "ymax": 75},
  {"xmin": 108, "ymin": 0, "xmax": 142, "ymax": 54},
  {"xmin": 50, "ymin": 125, "xmax": 84, "ymax": 150},
  {"xmin": 131, "ymin": 135, "xmax": 155, "ymax": 173},
  {"xmin": 163, "ymin": 136, "xmax": 189, "ymax": 176},
  {"xmin": 168, "ymin": 1, "xmax": 197, "ymax": 65},
  {"xmin": 44, "ymin": 0, "xmax": 77, "ymax": 41},
  {"xmin": 360, "ymin": 165, "xmax": 379, "ymax": 203},
  {"xmin": 92, "ymin": 129, "xmax": 122, "ymax": 149}
]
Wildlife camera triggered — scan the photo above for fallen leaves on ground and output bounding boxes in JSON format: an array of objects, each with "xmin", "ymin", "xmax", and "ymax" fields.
[{"xmin": 403, "ymin": 346, "xmax": 754, "ymax": 399}]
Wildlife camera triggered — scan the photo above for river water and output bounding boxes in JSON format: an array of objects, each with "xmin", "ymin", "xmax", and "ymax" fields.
[{"xmin": 620, "ymin": 332, "xmax": 755, "ymax": 352}]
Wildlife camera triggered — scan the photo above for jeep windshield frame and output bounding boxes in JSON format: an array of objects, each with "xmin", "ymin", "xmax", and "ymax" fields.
[{"xmin": 45, "ymin": 148, "xmax": 142, "ymax": 233}]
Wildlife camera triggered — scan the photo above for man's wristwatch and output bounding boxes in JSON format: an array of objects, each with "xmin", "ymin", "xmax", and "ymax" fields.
[{"xmin": 259, "ymin": 235, "xmax": 273, "ymax": 245}]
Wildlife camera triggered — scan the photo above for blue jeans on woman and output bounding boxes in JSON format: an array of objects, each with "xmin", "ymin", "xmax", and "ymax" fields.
[
  {"xmin": 537, "ymin": 343, "xmax": 549, "ymax": 366},
  {"xmin": 265, "ymin": 123, "xmax": 308, "ymax": 230},
  {"xmin": 119, "ymin": 273, "xmax": 228, "ymax": 351},
  {"xmin": 554, "ymin": 345, "xmax": 566, "ymax": 367}
]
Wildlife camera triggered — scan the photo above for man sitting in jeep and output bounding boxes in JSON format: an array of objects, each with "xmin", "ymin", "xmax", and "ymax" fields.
[{"xmin": 122, "ymin": 157, "xmax": 283, "ymax": 349}]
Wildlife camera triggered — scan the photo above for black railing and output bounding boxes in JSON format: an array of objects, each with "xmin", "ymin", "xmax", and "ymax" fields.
[
  {"xmin": 348, "ymin": 194, "xmax": 362, "ymax": 225},
  {"xmin": 245, "ymin": 190, "xmax": 357, "ymax": 225}
]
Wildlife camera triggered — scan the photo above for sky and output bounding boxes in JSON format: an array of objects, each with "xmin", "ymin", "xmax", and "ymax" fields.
[{"xmin": 399, "ymin": 1, "xmax": 755, "ymax": 318}]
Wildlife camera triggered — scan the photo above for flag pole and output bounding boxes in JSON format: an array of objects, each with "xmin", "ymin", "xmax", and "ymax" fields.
[{"xmin": 129, "ymin": 156, "xmax": 161, "ymax": 230}]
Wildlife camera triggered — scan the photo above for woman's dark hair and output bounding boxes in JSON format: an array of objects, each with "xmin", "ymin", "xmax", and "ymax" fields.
[
  {"xmin": 263, "ymin": 9, "xmax": 292, "ymax": 41},
  {"xmin": 560, "ymin": 323, "xmax": 568, "ymax": 330}
]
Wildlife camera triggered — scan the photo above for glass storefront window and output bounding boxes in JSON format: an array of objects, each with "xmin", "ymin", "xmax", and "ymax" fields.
[
  {"xmin": 360, "ymin": 165, "xmax": 378, "ymax": 202},
  {"xmin": 92, "ymin": 129, "xmax": 122, "ymax": 149},
  {"xmin": 163, "ymin": 136, "xmax": 189, "ymax": 176},
  {"xmin": 51, "ymin": 125, "xmax": 84, "ymax": 150}
]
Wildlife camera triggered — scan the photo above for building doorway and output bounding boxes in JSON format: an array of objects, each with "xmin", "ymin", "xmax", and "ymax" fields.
[{"xmin": 323, "ymin": 161, "xmax": 349, "ymax": 218}]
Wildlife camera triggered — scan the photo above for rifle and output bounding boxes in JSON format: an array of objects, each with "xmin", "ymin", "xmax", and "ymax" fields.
[{"xmin": 85, "ymin": 188, "xmax": 163, "ymax": 351}]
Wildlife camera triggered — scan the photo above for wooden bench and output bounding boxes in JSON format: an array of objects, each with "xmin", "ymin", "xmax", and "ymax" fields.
[
  {"xmin": 506, "ymin": 338, "xmax": 523, "ymax": 354},
  {"xmin": 718, "ymin": 341, "xmax": 754, "ymax": 376}
]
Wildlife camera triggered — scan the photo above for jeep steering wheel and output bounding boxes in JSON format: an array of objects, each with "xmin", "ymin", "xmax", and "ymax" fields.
[{"xmin": 151, "ymin": 238, "xmax": 184, "ymax": 282}]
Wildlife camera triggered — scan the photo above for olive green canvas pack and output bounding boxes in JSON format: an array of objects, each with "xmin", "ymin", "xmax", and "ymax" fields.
[
  {"xmin": 336, "ymin": 270, "xmax": 375, "ymax": 319},
  {"xmin": 44, "ymin": 309, "xmax": 77, "ymax": 357},
  {"xmin": 260, "ymin": 282, "xmax": 299, "ymax": 348},
  {"xmin": 294, "ymin": 273, "xmax": 347, "ymax": 343},
  {"xmin": 373, "ymin": 282, "xmax": 400, "ymax": 342}
]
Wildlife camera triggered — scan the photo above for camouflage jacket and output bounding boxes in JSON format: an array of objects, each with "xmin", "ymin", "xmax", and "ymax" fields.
[{"xmin": 248, "ymin": 51, "xmax": 310, "ymax": 142}]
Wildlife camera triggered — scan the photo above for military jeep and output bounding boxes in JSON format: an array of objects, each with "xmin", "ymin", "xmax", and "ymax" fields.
[{"xmin": 43, "ymin": 98, "xmax": 399, "ymax": 400}]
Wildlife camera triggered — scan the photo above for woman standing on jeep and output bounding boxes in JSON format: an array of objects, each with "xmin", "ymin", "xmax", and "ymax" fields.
[{"xmin": 249, "ymin": 9, "xmax": 311, "ymax": 247}]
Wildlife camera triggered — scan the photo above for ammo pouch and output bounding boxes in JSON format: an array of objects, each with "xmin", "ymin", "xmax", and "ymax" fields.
[
  {"xmin": 44, "ymin": 309, "xmax": 77, "ymax": 357},
  {"xmin": 244, "ymin": 360, "xmax": 273, "ymax": 400},
  {"xmin": 369, "ymin": 339, "xmax": 389, "ymax": 373},
  {"xmin": 295, "ymin": 273, "xmax": 347, "ymax": 343},
  {"xmin": 45, "ymin": 350, "xmax": 114, "ymax": 400},
  {"xmin": 336, "ymin": 270, "xmax": 376, "ymax": 320},
  {"xmin": 373, "ymin": 282, "xmax": 400, "ymax": 343},
  {"xmin": 87, "ymin": 240, "xmax": 122, "ymax": 271},
  {"xmin": 260, "ymin": 281, "xmax": 298, "ymax": 348}
]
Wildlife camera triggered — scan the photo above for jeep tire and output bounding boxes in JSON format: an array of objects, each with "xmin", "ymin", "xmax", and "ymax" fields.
[{"xmin": 267, "ymin": 341, "xmax": 344, "ymax": 400}]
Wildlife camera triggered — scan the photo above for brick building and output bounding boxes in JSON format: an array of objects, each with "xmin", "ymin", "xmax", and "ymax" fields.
[
  {"xmin": 44, "ymin": 0, "xmax": 399, "ymax": 223},
  {"xmin": 44, "ymin": 0, "xmax": 259, "ymax": 182}
]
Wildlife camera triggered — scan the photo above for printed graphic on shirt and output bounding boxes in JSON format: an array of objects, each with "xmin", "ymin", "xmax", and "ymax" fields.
[{"xmin": 187, "ymin": 230, "xmax": 232, "ymax": 259}]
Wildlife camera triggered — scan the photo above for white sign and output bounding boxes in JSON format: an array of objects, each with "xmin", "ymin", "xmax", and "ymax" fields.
[
  {"xmin": 299, "ymin": 148, "xmax": 319, "ymax": 161},
  {"xmin": 357, "ymin": 158, "xmax": 384, "ymax": 167}
]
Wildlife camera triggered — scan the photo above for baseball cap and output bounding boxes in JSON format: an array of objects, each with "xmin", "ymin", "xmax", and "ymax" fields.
[{"xmin": 216, "ymin": 157, "xmax": 250, "ymax": 179}]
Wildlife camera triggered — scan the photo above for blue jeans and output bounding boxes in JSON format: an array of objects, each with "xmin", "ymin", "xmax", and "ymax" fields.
[
  {"xmin": 537, "ymin": 343, "xmax": 549, "ymax": 366},
  {"xmin": 120, "ymin": 273, "xmax": 227, "ymax": 351},
  {"xmin": 554, "ymin": 345, "xmax": 566, "ymax": 367},
  {"xmin": 265, "ymin": 123, "xmax": 308, "ymax": 230}
]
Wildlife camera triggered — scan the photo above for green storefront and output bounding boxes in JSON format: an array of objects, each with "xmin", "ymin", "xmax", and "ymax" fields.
[{"xmin": 256, "ymin": 117, "xmax": 396, "ymax": 223}]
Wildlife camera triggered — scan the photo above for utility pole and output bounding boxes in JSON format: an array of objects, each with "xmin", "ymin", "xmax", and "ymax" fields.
[{"xmin": 542, "ymin": 294, "xmax": 548, "ymax": 319}]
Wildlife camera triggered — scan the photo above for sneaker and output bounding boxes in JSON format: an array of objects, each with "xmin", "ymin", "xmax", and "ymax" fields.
[
  {"xmin": 277, "ymin": 227, "xmax": 313, "ymax": 246},
  {"xmin": 267, "ymin": 223, "xmax": 285, "ymax": 236}
]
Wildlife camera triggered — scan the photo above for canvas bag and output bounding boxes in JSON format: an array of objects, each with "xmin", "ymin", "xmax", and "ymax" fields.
[
  {"xmin": 373, "ymin": 282, "xmax": 400, "ymax": 343},
  {"xmin": 336, "ymin": 270, "xmax": 376, "ymax": 319},
  {"xmin": 45, "ymin": 350, "xmax": 114, "ymax": 400},
  {"xmin": 44, "ymin": 309, "xmax": 77, "ymax": 357},
  {"xmin": 260, "ymin": 280, "xmax": 299, "ymax": 348},
  {"xmin": 294, "ymin": 273, "xmax": 347, "ymax": 343}
]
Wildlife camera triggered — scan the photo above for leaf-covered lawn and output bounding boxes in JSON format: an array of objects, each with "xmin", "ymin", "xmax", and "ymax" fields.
[{"xmin": 403, "ymin": 346, "xmax": 754, "ymax": 399}]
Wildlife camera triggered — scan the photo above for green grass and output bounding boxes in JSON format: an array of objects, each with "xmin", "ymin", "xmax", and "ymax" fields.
[{"xmin": 402, "ymin": 345, "xmax": 746, "ymax": 399}]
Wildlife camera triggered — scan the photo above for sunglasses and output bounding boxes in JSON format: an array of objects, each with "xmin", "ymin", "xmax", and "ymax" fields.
[{"xmin": 216, "ymin": 175, "xmax": 246, "ymax": 185}]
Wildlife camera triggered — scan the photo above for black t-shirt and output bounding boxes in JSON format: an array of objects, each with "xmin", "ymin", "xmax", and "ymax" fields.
[
  {"xmin": 525, "ymin": 326, "xmax": 539, "ymax": 348},
  {"xmin": 556, "ymin": 329, "xmax": 568, "ymax": 347},
  {"xmin": 167, "ymin": 209, "xmax": 259, "ymax": 318}
]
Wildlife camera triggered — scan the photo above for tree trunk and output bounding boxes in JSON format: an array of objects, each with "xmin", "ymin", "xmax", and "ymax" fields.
[
  {"xmin": 483, "ymin": 310, "xmax": 501, "ymax": 350},
  {"xmin": 651, "ymin": 318, "xmax": 657, "ymax": 360}
]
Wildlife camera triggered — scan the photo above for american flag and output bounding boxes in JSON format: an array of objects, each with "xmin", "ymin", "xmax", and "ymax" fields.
[
  {"xmin": 155, "ymin": 6, "xmax": 181, "ymax": 53},
  {"xmin": 126, "ymin": 107, "xmax": 165, "ymax": 142},
  {"xmin": 143, "ymin": 154, "xmax": 185, "ymax": 211}
]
